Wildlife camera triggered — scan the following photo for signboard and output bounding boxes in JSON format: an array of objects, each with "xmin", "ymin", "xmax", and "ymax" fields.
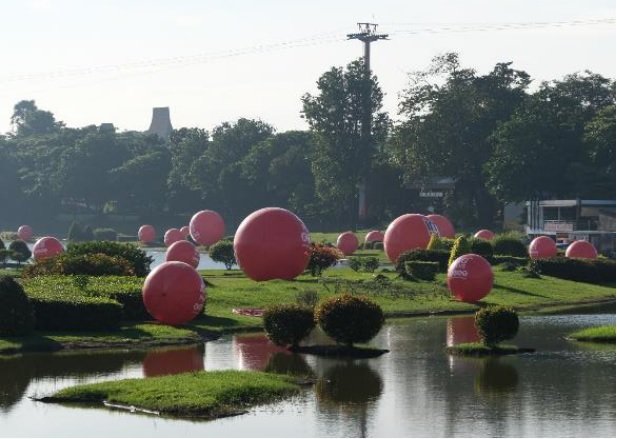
[
  {"xmin": 420, "ymin": 191, "xmax": 444, "ymax": 198},
  {"xmin": 543, "ymin": 222, "xmax": 574, "ymax": 232}
]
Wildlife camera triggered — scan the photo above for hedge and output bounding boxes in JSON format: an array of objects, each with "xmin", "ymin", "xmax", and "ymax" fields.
[
  {"xmin": 396, "ymin": 249, "xmax": 450, "ymax": 273},
  {"xmin": 536, "ymin": 257, "xmax": 615, "ymax": 284},
  {"xmin": 404, "ymin": 261, "xmax": 439, "ymax": 281},
  {"xmin": 66, "ymin": 242, "xmax": 153, "ymax": 276}
]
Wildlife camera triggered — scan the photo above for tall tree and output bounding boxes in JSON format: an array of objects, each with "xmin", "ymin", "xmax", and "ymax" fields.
[{"xmin": 10, "ymin": 100, "xmax": 62, "ymax": 136}]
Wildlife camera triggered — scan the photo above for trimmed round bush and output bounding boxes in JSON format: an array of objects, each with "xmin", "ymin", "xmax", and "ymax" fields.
[
  {"xmin": 208, "ymin": 240, "xmax": 236, "ymax": 270},
  {"xmin": 448, "ymin": 236, "xmax": 471, "ymax": 267},
  {"xmin": 315, "ymin": 294, "xmax": 384, "ymax": 346},
  {"xmin": 475, "ymin": 306, "xmax": 519, "ymax": 347},
  {"xmin": 471, "ymin": 238, "xmax": 494, "ymax": 258},
  {"xmin": 307, "ymin": 243, "xmax": 342, "ymax": 276},
  {"xmin": 8, "ymin": 240, "xmax": 31, "ymax": 264},
  {"xmin": 66, "ymin": 241, "xmax": 152, "ymax": 276},
  {"xmin": 23, "ymin": 253, "xmax": 134, "ymax": 277},
  {"xmin": 404, "ymin": 261, "xmax": 439, "ymax": 281},
  {"xmin": 492, "ymin": 235, "xmax": 527, "ymax": 257},
  {"xmin": 396, "ymin": 249, "xmax": 450, "ymax": 273},
  {"xmin": 0, "ymin": 276, "xmax": 35, "ymax": 336},
  {"xmin": 263, "ymin": 304, "xmax": 316, "ymax": 347}
]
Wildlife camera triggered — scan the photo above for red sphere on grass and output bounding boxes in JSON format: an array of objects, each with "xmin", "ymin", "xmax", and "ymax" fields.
[
  {"xmin": 189, "ymin": 210, "xmax": 225, "ymax": 246},
  {"xmin": 447, "ymin": 254, "xmax": 493, "ymax": 303},
  {"xmin": 166, "ymin": 240, "xmax": 200, "ymax": 268},
  {"xmin": 142, "ymin": 261, "xmax": 206, "ymax": 325},
  {"xmin": 337, "ymin": 232, "xmax": 359, "ymax": 256},
  {"xmin": 565, "ymin": 240, "xmax": 598, "ymax": 259},
  {"xmin": 528, "ymin": 236, "xmax": 557, "ymax": 259},
  {"xmin": 384, "ymin": 214, "xmax": 432, "ymax": 263},
  {"xmin": 365, "ymin": 230, "xmax": 384, "ymax": 243},
  {"xmin": 180, "ymin": 225, "xmax": 190, "ymax": 238},
  {"xmin": 234, "ymin": 207, "xmax": 311, "ymax": 281},
  {"xmin": 426, "ymin": 214, "xmax": 455, "ymax": 238},
  {"xmin": 32, "ymin": 236, "xmax": 64, "ymax": 261},
  {"xmin": 138, "ymin": 225, "xmax": 156, "ymax": 244},
  {"xmin": 17, "ymin": 225, "xmax": 33, "ymax": 241},
  {"xmin": 474, "ymin": 229, "xmax": 495, "ymax": 241},
  {"xmin": 164, "ymin": 228, "xmax": 184, "ymax": 247}
]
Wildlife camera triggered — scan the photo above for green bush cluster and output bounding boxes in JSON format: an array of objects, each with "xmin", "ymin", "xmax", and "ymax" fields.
[
  {"xmin": 66, "ymin": 241, "xmax": 152, "ymax": 276},
  {"xmin": 8, "ymin": 240, "xmax": 31, "ymax": 265},
  {"xmin": 491, "ymin": 234, "xmax": 527, "ymax": 257},
  {"xmin": 93, "ymin": 228, "xmax": 118, "ymax": 241},
  {"xmin": 475, "ymin": 306, "xmax": 519, "ymax": 347},
  {"xmin": 470, "ymin": 238, "xmax": 494, "ymax": 258},
  {"xmin": 307, "ymin": 243, "xmax": 342, "ymax": 276},
  {"xmin": 489, "ymin": 255, "xmax": 528, "ymax": 267},
  {"xmin": 373, "ymin": 242, "xmax": 384, "ymax": 251},
  {"xmin": 208, "ymin": 240, "xmax": 236, "ymax": 270},
  {"xmin": 395, "ymin": 249, "xmax": 450, "ymax": 274},
  {"xmin": 263, "ymin": 304, "xmax": 316, "ymax": 347},
  {"xmin": 448, "ymin": 236, "xmax": 471, "ymax": 267},
  {"xmin": 348, "ymin": 256, "xmax": 379, "ymax": 273},
  {"xmin": 0, "ymin": 276, "xmax": 35, "ymax": 336},
  {"xmin": 536, "ymin": 257, "xmax": 615, "ymax": 284},
  {"xmin": 404, "ymin": 261, "xmax": 439, "ymax": 281},
  {"xmin": 23, "ymin": 253, "xmax": 135, "ymax": 277}
]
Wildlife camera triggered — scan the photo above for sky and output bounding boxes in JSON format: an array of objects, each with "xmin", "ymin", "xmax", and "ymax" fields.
[{"xmin": 0, "ymin": 0, "xmax": 614, "ymax": 134}]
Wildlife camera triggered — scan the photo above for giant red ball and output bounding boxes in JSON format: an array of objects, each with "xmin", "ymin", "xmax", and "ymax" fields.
[
  {"xmin": 337, "ymin": 232, "xmax": 359, "ymax": 256},
  {"xmin": 17, "ymin": 225, "xmax": 33, "ymax": 241},
  {"xmin": 474, "ymin": 229, "xmax": 495, "ymax": 241},
  {"xmin": 528, "ymin": 236, "xmax": 557, "ymax": 259},
  {"xmin": 32, "ymin": 236, "xmax": 64, "ymax": 261},
  {"xmin": 142, "ymin": 261, "xmax": 206, "ymax": 325},
  {"xmin": 365, "ymin": 230, "xmax": 384, "ymax": 243},
  {"xmin": 234, "ymin": 207, "xmax": 311, "ymax": 281},
  {"xmin": 447, "ymin": 254, "xmax": 493, "ymax": 302},
  {"xmin": 180, "ymin": 225, "xmax": 190, "ymax": 238},
  {"xmin": 138, "ymin": 225, "xmax": 156, "ymax": 244},
  {"xmin": 565, "ymin": 240, "xmax": 598, "ymax": 259},
  {"xmin": 384, "ymin": 214, "xmax": 433, "ymax": 263},
  {"xmin": 189, "ymin": 210, "xmax": 225, "ymax": 246},
  {"xmin": 426, "ymin": 214, "xmax": 455, "ymax": 238},
  {"xmin": 166, "ymin": 240, "xmax": 200, "ymax": 268},
  {"xmin": 164, "ymin": 228, "xmax": 184, "ymax": 247}
]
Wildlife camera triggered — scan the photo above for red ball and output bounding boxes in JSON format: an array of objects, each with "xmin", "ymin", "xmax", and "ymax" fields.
[
  {"xmin": 447, "ymin": 254, "xmax": 493, "ymax": 303},
  {"xmin": 364, "ymin": 230, "xmax": 384, "ymax": 243},
  {"xmin": 138, "ymin": 225, "xmax": 156, "ymax": 244},
  {"xmin": 166, "ymin": 240, "xmax": 200, "ymax": 268},
  {"xmin": 164, "ymin": 228, "xmax": 184, "ymax": 247},
  {"xmin": 32, "ymin": 237, "xmax": 64, "ymax": 261},
  {"xmin": 189, "ymin": 210, "xmax": 225, "ymax": 246},
  {"xmin": 446, "ymin": 317, "xmax": 480, "ymax": 347},
  {"xmin": 180, "ymin": 225, "xmax": 190, "ymax": 238},
  {"xmin": 528, "ymin": 236, "xmax": 557, "ymax": 259},
  {"xmin": 565, "ymin": 240, "xmax": 598, "ymax": 259},
  {"xmin": 384, "ymin": 214, "xmax": 432, "ymax": 263},
  {"xmin": 336, "ymin": 232, "xmax": 359, "ymax": 256},
  {"xmin": 426, "ymin": 214, "xmax": 455, "ymax": 238},
  {"xmin": 142, "ymin": 346, "xmax": 204, "ymax": 377},
  {"xmin": 474, "ymin": 229, "xmax": 495, "ymax": 241},
  {"xmin": 234, "ymin": 207, "xmax": 311, "ymax": 281},
  {"xmin": 142, "ymin": 261, "xmax": 206, "ymax": 325},
  {"xmin": 17, "ymin": 225, "xmax": 33, "ymax": 241}
]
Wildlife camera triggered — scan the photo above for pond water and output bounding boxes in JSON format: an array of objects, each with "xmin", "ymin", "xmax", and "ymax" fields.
[{"xmin": 0, "ymin": 312, "xmax": 614, "ymax": 437}]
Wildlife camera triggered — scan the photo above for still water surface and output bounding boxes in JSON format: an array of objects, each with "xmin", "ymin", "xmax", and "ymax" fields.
[{"xmin": 0, "ymin": 313, "xmax": 614, "ymax": 437}]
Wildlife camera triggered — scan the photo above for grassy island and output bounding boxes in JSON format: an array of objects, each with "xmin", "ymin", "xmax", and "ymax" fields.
[
  {"xmin": 568, "ymin": 325, "xmax": 616, "ymax": 343},
  {"xmin": 39, "ymin": 370, "xmax": 301, "ymax": 419},
  {"xmin": 446, "ymin": 342, "xmax": 535, "ymax": 356}
]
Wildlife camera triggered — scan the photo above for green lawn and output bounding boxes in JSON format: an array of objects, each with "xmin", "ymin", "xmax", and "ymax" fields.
[
  {"xmin": 568, "ymin": 325, "xmax": 616, "ymax": 343},
  {"xmin": 43, "ymin": 370, "xmax": 301, "ymax": 418}
]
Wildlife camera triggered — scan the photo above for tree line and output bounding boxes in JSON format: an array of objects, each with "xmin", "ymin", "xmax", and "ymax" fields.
[{"xmin": 0, "ymin": 53, "xmax": 614, "ymax": 233}]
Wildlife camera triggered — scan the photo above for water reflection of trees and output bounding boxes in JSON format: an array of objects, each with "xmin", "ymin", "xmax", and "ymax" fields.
[
  {"xmin": 264, "ymin": 352, "xmax": 314, "ymax": 377},
  {"xmin": 142, "ymin": 345, "xmax": 204, "ymax": 377},
  {"xmin": 474, "ymin": 359, "xmax": 519, "ymax": 396}
]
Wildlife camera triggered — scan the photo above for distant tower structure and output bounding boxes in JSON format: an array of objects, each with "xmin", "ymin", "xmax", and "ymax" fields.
[
  {"xmin": 147, "ymin": 107, "xmax": 173, "ymax": 139},
  {"xmin": 99, "ymin": 123, "xmax": 115, "ymax": 132}
]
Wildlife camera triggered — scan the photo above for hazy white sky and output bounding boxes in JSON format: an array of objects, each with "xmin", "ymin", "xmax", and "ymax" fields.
[{"xmin": 0, "ymin": 0, "xmax": 614, "ymax": 134}]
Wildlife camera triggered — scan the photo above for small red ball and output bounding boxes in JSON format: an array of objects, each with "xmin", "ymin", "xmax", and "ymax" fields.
[
  {"xmin": 164, "ymin": 228, "xmax": 184, "ymax": 247},
  {"xmin": 474, "ymin": 229, "xmax": 495, "ymax": 241},
  {"xmin": 166, "ymin": 240, "xmax": 200, "ymax": 268},
  {"xmin": 426, "ymin": 214, "xmax": 455, "ymax": 238},
  {"xmin": 189, "ymin": 210, "xmax": 225, "ymax": 246},
  {"xmin": 565, "ymin": 240, "xmax": 598, "ymax": 259},
  {"xmin": 528, "ymin": 236, "xmax": 557, "ymax": 259},
  {"xmin": 18, "ymin": 225, "xmax": 33, "ymax": 241},
  {"xmin": 364, "ymin": 230, "xmax": 384, "ymax": 243},
  {"xmin": 138, "ymin": 225, "xmax": 156, "ymax": 244},
  {"xmin": 32, "ymin": 237, "xmax": 64, "ymax": 261},
  {"xmin": 447, "ymin": 254, "xmax": 493, "ymax": 303},
  {"xmin": 384, "ymin": 214, "xmax": 432, "ymax": 263},
  {"xmin": 337, "ymin": 232, "xmax": 359, "ymax": 256}
]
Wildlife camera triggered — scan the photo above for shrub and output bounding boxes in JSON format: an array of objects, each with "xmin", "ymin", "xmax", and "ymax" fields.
[
  {"xmin": 0, "ymin": 276, "xmax": 35, "ymax": 336},
  {"xmin": 0, "ymin": 237, "xmax": 4, "ymax": 250},
  {"xmin": 295, "ymin": 289, "xmax": 320, "ymax": 309},
  {"xmin": 492, "ymin": 234, "xmax": 527, "ymax": 257},
  {"xmin": 448, "ymin": 236, "xmax": 471, "ymax": 267},
  {"xmin": 209, "ymin": 240, "xmax": 236, "ymax": 270},
  {"xmin": 348, "ymin": 257, "xmax": 362, "ymax": 272},
  {"xmin": 315, "ymin": 294, "xmax": 384, "ymax": 346},
  {"xmin": 93, "ymin": 228, "xmax": 118, "ymax": 241},
  {"xmin": 522, "ymin": 259, "xmax": 541, "ymax": 278},
  {"xmin": 475, "ymin": 306, "xmax": 519, "ymax": 347},
  {"xmin": 404, "ymin": 261, "xmax": 439, "ymax": 281},
  {"xmin": 426, "ymin": 234, "xmax": 441, "ymax": 251},
  {"xmin": 471, "ymin": 238, "xmax": 494, "ymax": 258},
  {"xmin": 9, "ymin": 240, "xmax": 31, "ymax": 265},
  {"xmin": 348, "ymin": 256, "xmax": 380, "ymax": 273},
  {"xmin": 374, "ymin": 242, "xmax": 384, "ymax": 251},
  {"xmin": 66, "ymin": 241, "xmax": 152, "ymax": 276},
  {"xmin": 263, "ymin": 304, "xmax": 315, "ymax": 347},
  {"xmin": 364, "ymin": 241, "xmax": 374, "ymax": 250},
  {"xmin": 0, "ymin": 249, "xmax": 11, "ymax": 267},
  {"xmin": 67, "ymin": 221, "xmax": 94, "ymax": 242},
  {"xmin": 307, "ymin": 243, "xmax": 342, "ymax": 276},
  {"xmin": 23, "ymin": 253, "xmax": 134, "ymax": 277},
  {"xmin": 536, "ymin": 257, "xmax": 615, "ymax": 284},
  {"xmin": 396, "ymin": 249, "xmax": 449, "ymax": 273},
  {"xmin": 489, "ymin": 255, "xmax": 528, "ymax": 267}
]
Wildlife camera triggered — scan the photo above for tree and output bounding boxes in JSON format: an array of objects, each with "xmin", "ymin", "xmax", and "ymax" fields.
[
  {"xmin": 302, "ymin": 59, "xmax": 389, "ymax": 230},
  {"xmin": 10, "ymin": 100, "xmax": 62, "ymax": 136},
  {"xmin": 8, "ymin": 240, "xmax": 31, "ymax": 265}
]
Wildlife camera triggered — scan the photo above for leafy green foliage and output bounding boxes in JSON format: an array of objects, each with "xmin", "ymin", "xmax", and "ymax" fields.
[
  {"xmin": 307, "ymin": 243, "xmax": 342, "ymax": 276},
  {"xmin": 404, "ymin": 261, "xmax": 439, "ymax": 281},
  {"xmin": 536, "ymin": 257, "xmax": 615, "ymax": 284},
  {"xmin": 470, "ymin": 238, "xmax": 494, "ymax": 258},
  {"xmin": 68, "ymin": 221, "xmax": 94, "ymax": 242},
  {"xmin": 8, "ymin": 240, "xmax": 31, "ymax": 264},
  {"xmin": 475, "ymin": 306, "xmax": 519, "ymax": 347},
  {"xmin": 66, "ymin": 241, "xmax": 152, "ymax": 276},
  {"xmin": 426, "ymin": 234, "xmax": 441, "ymax": 251},
  {"xmin": 0, "ymin": 276, "xmax": 35, "ymax": 336},
  {"xmin": 295, "ymin": 289, "xmax": 320, "ymax": 309},
  {"xmin": 492, "ymin": 234, "xmax": 527, "ymax": 257},
  {"xmin": 315, "ymin": 294, "xmax": 384, "ymax": 346},
  {"xmin": 396, "ymin": 249, "xmax": 450, "ymax": 273},
  {"xmin": 263, "ymin": 304, "xmax": 316, "ymax": 347},
  {"xmin": 208, "ymin": 241, "xmax": 236, "ymax": 270},
  {"xmin": 23, "ymin": 253, "xmax": 134, "ymax": 277},
  {"xmin": 348, "ymin": 256, "xmax": 380, "ymax": 273},
  {"xmin": 448, "ymin": 236, "xmax": 471, "ymax": 267}
]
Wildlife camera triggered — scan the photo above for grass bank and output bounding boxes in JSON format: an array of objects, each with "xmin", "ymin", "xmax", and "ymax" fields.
[
  {"xmin": 446, "ymin": 342, "xmax": 535, "ymax": 356},
  {"xmin": 568, "ymin": 325, "xmax": 616, "ymax": 343},
  {"xmin": 40, "ymin": 370, "xmax": 301, "ymax": 419}
]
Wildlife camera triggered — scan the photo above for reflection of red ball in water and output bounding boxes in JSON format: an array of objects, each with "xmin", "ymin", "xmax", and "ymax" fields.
[
  {"xmin": 233, "ymin": 334, "xmax": 287, "ymax": 370},
  {"xmin": 426, "ymin": 214, "xmax": 455, "ymax": 238},
  {"xmin": 189, "ymin": 210, "xmax": 225, "ymax": 246},
  {"xmin": 142, "ymin": 346, "xmax": 204, "ymax": 377},
  {"xmin": 565, "ymin": 240, "xmax": 598, "ymax": 259},
  {"xmin": 32, "ymin": 237, "xmax": 64, "ymax": 261},
  {"xmin": 446, "ymin": 316, "xmax": 480, "ymax": 347},
  {"xmin": 528, "ymin": 236, "xmax": 557, "ymax": 259},
  {"xmin": 164, "ymin": 228, "xmax": 184, "ymax": 247},
  {"xmin": 138, "ymin": 225, "xmax": 156, "ymax": 244},
  {"xmin": 180, "ymin": 225, "xmax": 190, "ymax": 238},
  {"xmin": 142, "ymin": 261, "xmax": 206, "ymax": 325},
  {"xmin": 337, "ymin": 232, "xmax": 359, "ymax": 256},
  {"xmin": 364, "ymin": 230, "xmax": 384, "ymax": 243},
  {"xmin": 165, "ymin": 240, "xmax": 200, "ymax": 268},
  {"xmin": 447, "ymin": 254, "xmax": 493, "ymax": 302},
  {"xmin": 384, "ymin": 214, "xmax": 432, "ymax": 263},
  {"xmin": 234, "ymin": 207, "xmax": 311, "ymax": 281},
  {"xmin": 18, "ymin": 225, "xmax": 33, "ymax": 241},
  {"xmin": 474, "ymin": 229, "xmax": 495, "ymax": 241}
]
